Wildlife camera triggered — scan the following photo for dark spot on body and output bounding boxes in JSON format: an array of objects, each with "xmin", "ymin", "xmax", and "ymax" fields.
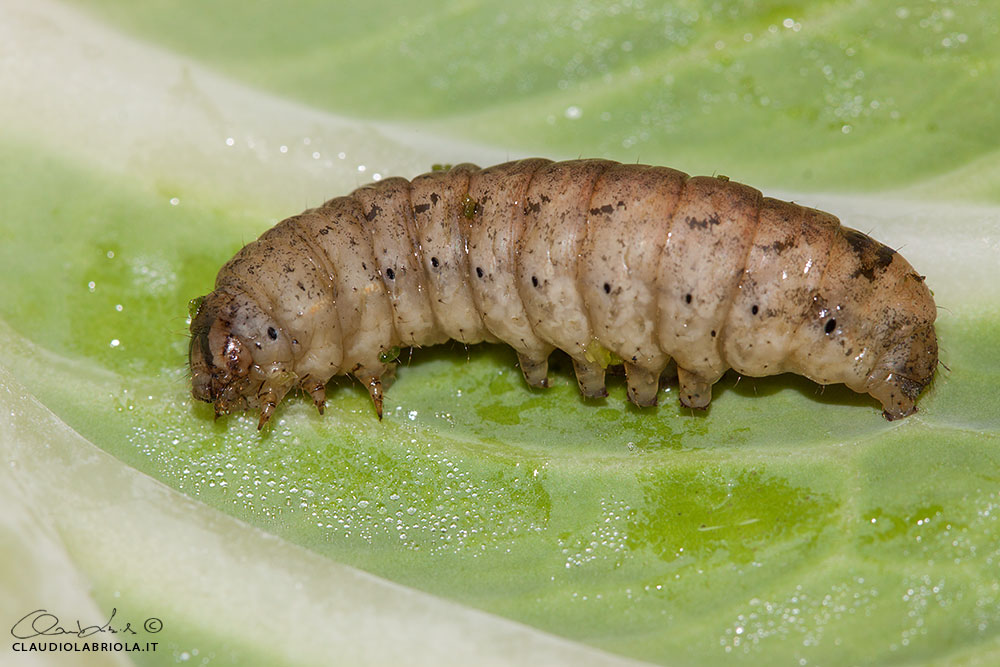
[
  {"xmin": 365, "ymin": 204, "xmax": 382, "ymax": 222},
  {"xmin": 532, "ymin": 276, "xmax": 539, "ymax": 288},
  {"xmin": 751, "ymin": 305, "xmax": 759, "ymax": 315},
  {"xmin": 540, "ymin": 194, "xmax": 551, "ymax": 203},
  {"xmin": 525, "ymin": 200, "xmax": 541, "ymax": 214},
  {"xmin": 476, "ymin": 266, "xmax": 484, "ymax": 278},
  {"xmin": 386, "ymin": 268, "xmax": 395, "ymax": 280},
  {"xmin": 825, "ymin": 318, "xmax": 837, "ymax": 334},
  {"xmin": 413, "ymin": 203, "xmax": 430, "ymax": 214},
  {"xmin": 267, "ymin": 327, "xmax": 278, "ymax": 340},
  {"xmin": 430, "ymin": 193, "xmax": 440, "ymax": 205},
  {"xmin": 685, "ymin": 293, "xmax": 692, "ymax": 304},
  {"xmin": 431, "ymin": 257, "xmax": 440, "ymax": 268},
  {"xmin": 711, "ymin": 330, "xmax": 717, "ymax": 337},
  {"xmin": 603, "ymin": 282, "xmax": 611, "ymax": 294}
]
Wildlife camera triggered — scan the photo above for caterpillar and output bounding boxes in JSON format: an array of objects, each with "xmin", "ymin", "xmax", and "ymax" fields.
[{"xmin": 189, "ymin": 158, "xmax": 938, "ymax": 429}]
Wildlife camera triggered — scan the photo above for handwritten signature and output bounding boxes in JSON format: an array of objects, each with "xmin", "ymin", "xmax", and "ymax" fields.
[{"xmin": 10, "ymin": 609, "xmax": 162, "ymax": 639}]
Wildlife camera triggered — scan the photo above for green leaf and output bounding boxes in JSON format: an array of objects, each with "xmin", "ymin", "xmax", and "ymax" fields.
[
  {"xmin": 3, "ymin": 1, "xmax": 1000, "ymax": 665},
  {"xmin": 65, "ymin": 0, "xmax": 1000, "ymax": 198}
]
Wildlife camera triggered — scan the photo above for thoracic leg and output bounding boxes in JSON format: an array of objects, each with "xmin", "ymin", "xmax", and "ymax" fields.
[
  {"xmin": 300, "ymin": 375, "xmax": 327, "ymax": 415},
  {"xmin": 257, "ymin": 387, "xmax": 279, "ymax": 430},
  {"xmin": 354, "ymin": 371, "xmax": 385, "ymax": 420}
]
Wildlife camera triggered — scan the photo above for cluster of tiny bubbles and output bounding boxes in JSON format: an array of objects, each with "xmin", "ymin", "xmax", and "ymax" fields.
[
  {"xmin": 884, "ymin": 489, "xmax": 1000, "ymax": 638},
  {"xmin": 293, "ymin": 435, "xmax": 552, "ymax": 555},
  {"xmin": 718, "ymin": 579, "xmax": 880, "ymax": 658},
  {"xmin": 127, "ymin": 253, "xmax": 177, "ymax": 296},
  {"xmin": 558, "ymin": 497, "xmax": 634, "ymax": 571},
  {"xmin": 862, "ymin": 490, "xmax": 1000, "ymax": 576},
  {"xmin": 131, "ymin": 405, "xmax": 551, "ymax": 555},
  {"xmin": 890, "ymin": 574, "xmax": 949, "ymax": 651},
  {"xmin": 895, "ymin": 3, "xmax": 974, "ymax": 55},
  {"xmin": 220, "ymin": 133, "xmax": 380, "ymax": 181},
  {"xmin": 729, "ymin": 29, "xmax": 894, "ymax": 135}
]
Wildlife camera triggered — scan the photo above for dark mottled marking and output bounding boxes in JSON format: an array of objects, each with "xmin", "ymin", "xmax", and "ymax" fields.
[
  {"xmin": 590, "ymin": 204, "xmax": 615, "ymax": 216},
  {"xmin": 843, "ymin": 229, "xmax": 896, "ymax": 281},
  {"xmin": 385, "ymin": 268, "xmax": 395, "ymax": 280},
  {"xmin": 413, "ymin": 203, "xmax": 431, "ymax": 214},
  {"xmin": 686, "ymin": 213, "xmax": 721, "ymax": 230},
  {"xmin": 761, "ymin": 236, "xmax": 796, "ymax": 254},
  {"xmin": 365, "ymin": 203, "xmax": 382, "ymax": 222}
]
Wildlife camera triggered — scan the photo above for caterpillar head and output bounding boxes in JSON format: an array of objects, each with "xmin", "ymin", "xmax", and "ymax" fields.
[
  {"xmin": 188, "ymin": 288, "xmax": 295, "ymax": 428},
  {"xmin": 789, "ymin": 235, "xmax": 938, "ymax": 420},
  {"xmin": 865, "ymin": 322, "xmax": 938, "ymax": 420},
  {"xmin": 859, "ymin": 252, "xmax": 938, "ymax": 421}
]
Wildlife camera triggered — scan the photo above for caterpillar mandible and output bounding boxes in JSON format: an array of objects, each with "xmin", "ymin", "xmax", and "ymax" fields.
[{"xmin": 189, "ymin": 158, "xmax": 938, "ymax": 430}]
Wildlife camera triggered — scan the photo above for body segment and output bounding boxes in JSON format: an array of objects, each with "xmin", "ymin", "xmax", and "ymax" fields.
[{"xmin": 189, "ymin": 159, "xmax": 938, "ymax": 428}]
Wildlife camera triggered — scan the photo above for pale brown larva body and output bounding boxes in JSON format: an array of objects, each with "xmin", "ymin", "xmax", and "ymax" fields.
[{"xmin": 189, "ymin": 159, "xmax": 938, "ymax": 429}]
